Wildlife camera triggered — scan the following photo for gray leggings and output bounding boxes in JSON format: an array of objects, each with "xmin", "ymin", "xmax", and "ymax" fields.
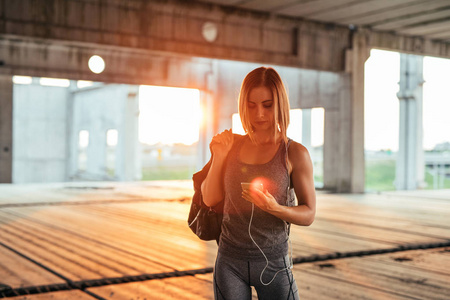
[{"xmin": 213, "ymin": 252, "xmax": 299, "ymax": 300}]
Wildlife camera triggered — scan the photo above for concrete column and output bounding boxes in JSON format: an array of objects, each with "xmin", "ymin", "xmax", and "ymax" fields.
[
  {"xmin": 66, "ymin": 81, "xmax": 77, "ymax": 181},
  {"xmin": 302, "ymin": 109, "xmax": 312, "ymax": 152},
  {"xmin": 124, "ymin": 86, "xmax": 141, "ymax": 181},
  {"xmin": 0, "ymin": 75, "xmax": 13, "ymax": 183},
  {"xmin": 323, "ymin": 74, "xmax": 353, "ymax": 193},
  {"xmin": 395, "ymin": 54, "xmax": 424, "ymax": 190},
  {"xmin": 342, "ymin": 31, "xmax": 370, "ymax": 193},
  {"xmin": 323, "ymin": 109, "xmax": 340, "ymax": 190},
  {"xmin": 197, "ymin": 61, "xmax": 218, "ymax": 169}
]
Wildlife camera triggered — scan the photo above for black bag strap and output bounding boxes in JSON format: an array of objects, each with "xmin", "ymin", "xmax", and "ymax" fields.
[{"xmin": 285, "ymin": 138, "xmax": 293, "ymax": 190}]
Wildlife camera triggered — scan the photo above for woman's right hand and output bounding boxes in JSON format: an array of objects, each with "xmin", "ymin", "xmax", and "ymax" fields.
[
  {"xmin": 202, "ymin": 129, "xmax": 234, "ymax": 207},
  {"xmin": 210, "ymin": 129, "xmax": 234, "ymax": 158}
]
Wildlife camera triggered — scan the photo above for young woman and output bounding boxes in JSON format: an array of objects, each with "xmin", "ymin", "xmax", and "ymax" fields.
[{"xmin": 201, "ymin": 67, "xmax": 316, "ymax": 299}]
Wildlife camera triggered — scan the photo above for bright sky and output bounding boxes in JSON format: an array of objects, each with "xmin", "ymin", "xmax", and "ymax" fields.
[
  {"xmin": 423, "ymin": 56, "xmax": 450, "ymax": 150},
  {"xmin": 138, "ymin": 85, "xmax": 201, "ymax": 145},
  {"xmin": 139, "ymin": 85, "xmax": 324, "ymax": 147},
  {"xmin": 365, "ymin": 49, "xmax": 450, "ymax": 151},
  {"xmin": 364, "ymin": 49, "xmax": 400, "ymax": 151}
]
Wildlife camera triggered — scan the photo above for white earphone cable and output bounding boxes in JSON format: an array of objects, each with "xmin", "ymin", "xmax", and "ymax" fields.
[
  {"xmin": 247, "ymin": 139, "xmax": 294, "ymax": 286},
  {"xmin": 248, "ymin": 202, "xmax": 293, "ymax": 286}
]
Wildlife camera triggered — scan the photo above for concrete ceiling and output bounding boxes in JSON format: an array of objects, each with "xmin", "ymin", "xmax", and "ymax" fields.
[{"xmin": 196, "ymin": 0, "xmax": 450, "ymax": 43}]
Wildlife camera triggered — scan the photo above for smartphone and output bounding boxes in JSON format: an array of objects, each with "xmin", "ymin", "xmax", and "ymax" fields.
[{"xmin": 241, "ymin": 182, "xmax": 263, "ymax": 191}]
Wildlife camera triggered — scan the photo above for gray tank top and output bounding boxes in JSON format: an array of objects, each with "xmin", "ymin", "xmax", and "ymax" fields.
[{"xmin": 219, "ymin": 135, "xmax": 293, "ymax": 260}]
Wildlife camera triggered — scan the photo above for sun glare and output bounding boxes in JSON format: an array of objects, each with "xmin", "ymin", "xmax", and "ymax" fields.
[{"xmin": 138, "ymin": 85, "xmax": 201, "ymax": 145}]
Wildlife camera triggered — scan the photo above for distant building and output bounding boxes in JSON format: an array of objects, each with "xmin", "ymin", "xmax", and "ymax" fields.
[{"xmin": 433, "ymin": 142, "xmax": 450, "ymax": 152}]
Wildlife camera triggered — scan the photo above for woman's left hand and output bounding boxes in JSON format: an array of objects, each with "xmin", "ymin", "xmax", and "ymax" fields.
[{"xmin": 242, "ymin": 187, "xmax": 279, "ymax": 212}]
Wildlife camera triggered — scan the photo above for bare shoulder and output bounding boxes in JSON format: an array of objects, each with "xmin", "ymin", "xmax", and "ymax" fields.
[
  {"xmin": 288, "ymin": 140, "xmax": 310, "ymax": 159},
  {"xmin": 288, "ymin": 141, "xmax": 313, "ymax": 169},
  {"xmin": 232, "ymin": 133, "xmax": 246, "ymax": 142}
]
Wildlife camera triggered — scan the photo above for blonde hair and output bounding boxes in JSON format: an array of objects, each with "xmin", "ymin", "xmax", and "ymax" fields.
[{"xmin": 238, "ymin": 67, "xmax": 290, "ymax": 144}]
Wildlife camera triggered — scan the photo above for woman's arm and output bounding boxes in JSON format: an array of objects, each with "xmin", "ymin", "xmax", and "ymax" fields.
[
  {"xmin": 201, "ymin": 130, "xmax": 235, "ymax": 207},
  {"xmin": 275, "ymin": 142, "xmax": 316, "ymax": 225},
  {"xmin": 242, "ymin": 141, "xmax": 316, "ymax": 226}
]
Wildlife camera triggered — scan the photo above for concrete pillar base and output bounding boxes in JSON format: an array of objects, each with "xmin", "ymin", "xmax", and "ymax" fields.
[
  {"xmin": 0, "ymin": 75, "xmax": 13, "ymax": 183},
  {"xmin": 395, "ymin": 54, "xmax": 425, "ymax": 190}
]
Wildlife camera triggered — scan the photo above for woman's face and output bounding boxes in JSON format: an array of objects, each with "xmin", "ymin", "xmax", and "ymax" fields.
[{"xmin": 247, "ymin": 86, "xmax": 274, "ymax": 132}]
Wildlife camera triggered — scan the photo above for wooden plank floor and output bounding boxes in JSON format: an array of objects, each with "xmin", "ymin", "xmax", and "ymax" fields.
[
  {"xmin": 5, "ymin": 291, "xmax": 98, "ymax": 300},
  {"xmin": 0, "ymin": 182, "xmax": 449, "ymax": 299}
]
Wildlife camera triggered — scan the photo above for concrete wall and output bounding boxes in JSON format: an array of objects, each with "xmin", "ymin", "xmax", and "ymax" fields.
[
  {"xmin": 69, "ymin": 84, "xmax": 140, "ymax": 181},
  {"xmin": 12, "ymin": 79, "xmax": 68, "ymax": 183},
  {"xmin": 12, "ymin": 81, "xmax": 140, "ymax": 183}
]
